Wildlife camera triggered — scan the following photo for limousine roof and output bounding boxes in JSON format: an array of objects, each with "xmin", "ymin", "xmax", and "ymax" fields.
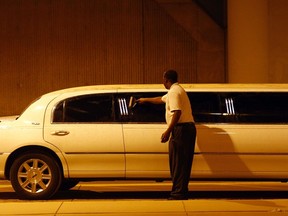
[{"xmin": 44, "ymin": 83, "xmax": 288, "ymax": 97}]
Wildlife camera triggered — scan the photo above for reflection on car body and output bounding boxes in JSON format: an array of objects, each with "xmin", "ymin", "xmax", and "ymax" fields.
[{"xmin": 1, "ymin": 84, "xmax": 288, "ymax": 199}]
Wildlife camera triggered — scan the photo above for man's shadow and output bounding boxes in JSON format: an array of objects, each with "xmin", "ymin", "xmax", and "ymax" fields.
[{"xmin": 194, "ymin": 124, "xmax": 252, "ymax": 178}]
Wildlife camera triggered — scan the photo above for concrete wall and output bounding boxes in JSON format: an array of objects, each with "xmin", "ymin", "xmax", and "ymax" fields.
[
  {"xmin": 0, "ymin": 0, "xmax": 225, "ymax": 116},
  {"xmin": 227, "ymin": 0, "xmax": 288, "ymax": 83},
  {"xmin": 268, "ymin": 0, "xmax": 288, "ymax": 83}
]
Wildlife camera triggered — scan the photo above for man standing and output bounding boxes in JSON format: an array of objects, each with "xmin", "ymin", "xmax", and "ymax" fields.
[{"xmin": 137, "ymin": 69, "xmax": 196, "ymax": 200}]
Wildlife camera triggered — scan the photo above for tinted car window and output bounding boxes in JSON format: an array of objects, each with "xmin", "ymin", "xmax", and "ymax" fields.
[
  {"xmin": 120, "ymin": 92, "xmax": 222, "ymax": 123},
  {"xmin": 189, "ymin": 92, "xmax": 288, "ymax": 124},
  {"xmin": 188, "ymin": 92, "xmax": 222, "ymax": 123},
  {"xmin": 53, "ymin": 94, "xmax": 114, "ymax": 123},
  {"xmin": 116, "ymin": 92, "xmax": 166, "ymax": 123},
  {"xmin": 226, "ymin": 92, "xmax": 288, "ymax": 123},
  {"xmin": 53, "ymin": 91, "xmax": 288, "ymax": 124}
]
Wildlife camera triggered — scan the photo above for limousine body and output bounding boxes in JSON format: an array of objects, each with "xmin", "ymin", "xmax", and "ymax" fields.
[{"xmin": 1, "ymin": 84, "xmax": 288, "ymax": 199}]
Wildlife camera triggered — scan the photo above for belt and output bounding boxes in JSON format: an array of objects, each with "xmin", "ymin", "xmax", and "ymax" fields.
[{"xmin": 175, "ymin": 122, "xmax": 194, "ymax": 126}]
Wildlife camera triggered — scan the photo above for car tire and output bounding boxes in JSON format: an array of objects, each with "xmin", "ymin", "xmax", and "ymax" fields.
[{"xmin": 10, "ymin": 152, "xmax": 62, "ymax": 200}]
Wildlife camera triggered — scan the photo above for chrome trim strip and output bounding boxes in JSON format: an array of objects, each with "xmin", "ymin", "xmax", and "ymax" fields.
[
  {"xmin": 194, "ymin": 152, "xmax": 288, "ymax": 156},
  {"xmin": 64, "ymin": 152, "xmax": 288, "ymax": 155},
  {"xmin": 65, "ymin": 152, "xmax": 168, "ymax": 155}
]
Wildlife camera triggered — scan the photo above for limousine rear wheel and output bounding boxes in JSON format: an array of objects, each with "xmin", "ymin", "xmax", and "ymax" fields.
[{"xmin": 10, "ymin": 152, "xmax": 62, "ymax": 200}]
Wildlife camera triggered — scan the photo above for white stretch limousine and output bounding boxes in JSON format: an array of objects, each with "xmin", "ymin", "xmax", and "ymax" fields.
[{"xmin": 1, "ymin": 84, "xmax": 288, "ymax": 199}]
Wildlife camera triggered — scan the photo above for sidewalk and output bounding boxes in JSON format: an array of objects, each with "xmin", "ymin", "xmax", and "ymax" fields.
[{"xmin": 0, "ymin": 199, "xmax": 287, "ymax": 215}]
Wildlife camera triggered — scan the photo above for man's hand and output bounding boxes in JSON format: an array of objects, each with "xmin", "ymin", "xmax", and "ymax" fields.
[
  {"xmin": 136, "ymin": 98, "xmax": 146, "ymax": 104},
  {"xmin": 161, "ymin": 130, "xmax": 171, "ymax": 143},
  {"xmin": 161, "ymin": 110, "xmax": 181, "ymax": 143},
  {"xmin": 136, "ymin": 97, "xmax": 164, "ymax": 105}
]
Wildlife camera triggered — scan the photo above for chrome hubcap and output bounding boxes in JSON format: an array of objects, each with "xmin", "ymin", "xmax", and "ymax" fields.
[{"xmin": 17, "ymin": 159, "xmax": 52, "ymax": 193}]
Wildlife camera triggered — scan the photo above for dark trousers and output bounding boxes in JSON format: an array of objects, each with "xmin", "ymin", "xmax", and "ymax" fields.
[{"xmin": 169, "ymin": 123, "xmax": 196, "ymax": 198}]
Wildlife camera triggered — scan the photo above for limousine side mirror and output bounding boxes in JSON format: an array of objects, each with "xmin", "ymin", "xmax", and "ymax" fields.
[{"xmin": 129, "ymin": 96, "xmax": 137, "ymax": 109}]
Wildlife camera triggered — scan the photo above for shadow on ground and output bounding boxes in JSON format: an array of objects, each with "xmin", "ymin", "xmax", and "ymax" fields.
[
  {"xmin": 1, "ymin": 190, "xmax": 288, "ymax": 200},
  {"xmin": 53, "ymin": 190, "xmax": 288, "ymax": 200}
]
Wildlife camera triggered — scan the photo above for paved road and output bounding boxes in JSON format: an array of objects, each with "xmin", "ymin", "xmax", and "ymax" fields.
[{"xmin": 1, "ymin": 180, "xmax": 288, "ymax": 215}]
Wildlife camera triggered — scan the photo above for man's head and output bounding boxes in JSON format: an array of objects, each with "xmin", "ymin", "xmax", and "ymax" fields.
[{"xmin": 163, "ymin": 69, "xmax": 178, "ymax": 89}]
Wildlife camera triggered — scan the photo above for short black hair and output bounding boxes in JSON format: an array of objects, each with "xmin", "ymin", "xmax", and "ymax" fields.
[{"xmin": 164, "ymin": 69, "xmax": 178, "ymax": 83}]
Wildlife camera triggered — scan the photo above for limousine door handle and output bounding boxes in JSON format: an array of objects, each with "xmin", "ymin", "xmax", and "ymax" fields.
[{"xmin": 51, "ymin": 130, "xmax": 70, "ymax": 136}]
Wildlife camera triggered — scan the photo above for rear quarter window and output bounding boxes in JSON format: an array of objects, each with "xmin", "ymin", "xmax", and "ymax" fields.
[{"xmin": 53, "ymin": 94, "xmax": 114, "ymax": 123}]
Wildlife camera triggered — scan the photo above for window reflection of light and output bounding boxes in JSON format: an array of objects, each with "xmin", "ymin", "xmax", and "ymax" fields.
[
  {"xmin": 225, "ymin": 98, "xmax": 235, "ymax": 115},
  {"xmin": 122, "ymin": 99, "xmax": 128, "ymax": 115},
  {"xmin": 118, "ymin": 98, "xmax": 128, "ymax": 116},
  {"xmin": 118, "ymin": 99, "xmax": 123, "ymax": 115}
]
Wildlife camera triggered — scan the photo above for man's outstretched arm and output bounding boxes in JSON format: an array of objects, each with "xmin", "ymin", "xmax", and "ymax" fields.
[{"xmin": 137, "ymin": 97, "xmax": 164, "ymax": 104}]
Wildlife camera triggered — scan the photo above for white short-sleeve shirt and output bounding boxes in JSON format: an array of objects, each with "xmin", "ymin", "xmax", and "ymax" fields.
[{"xmin": 161, "ymin": 83, "xmax": 194, "ymax": 125}]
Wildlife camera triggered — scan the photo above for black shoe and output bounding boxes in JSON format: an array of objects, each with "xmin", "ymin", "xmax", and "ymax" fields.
[{"xmin": 167, "ymin": 196, "xmax": 188, "ymax": 200}]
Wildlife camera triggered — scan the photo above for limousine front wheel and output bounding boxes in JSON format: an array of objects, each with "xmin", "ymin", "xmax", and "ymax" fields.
[{"xmin": 10, "ymin": 152, "xmax": 62, "ymax": 200}]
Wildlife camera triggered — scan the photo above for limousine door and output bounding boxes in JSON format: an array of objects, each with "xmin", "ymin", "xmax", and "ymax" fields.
[
  {"xmin": 44, "ymin": 93, "xmax": 125, "ymax": 178},
  {"xmin": 117, "ymin": 92, "xmax": 171, "ymax": 178},
  {"xmin": 189, "ymin": 92, "xmax": 252, "ymax": 178},
  {"xmin": 123, "ymin": 124, "xmax": 170, "ymax": 178}
]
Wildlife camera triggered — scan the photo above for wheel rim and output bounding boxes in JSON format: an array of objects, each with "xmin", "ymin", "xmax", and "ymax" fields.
[{"xmin": 17, "ymin": 158, "xmax": 52, "ymax": 193}]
